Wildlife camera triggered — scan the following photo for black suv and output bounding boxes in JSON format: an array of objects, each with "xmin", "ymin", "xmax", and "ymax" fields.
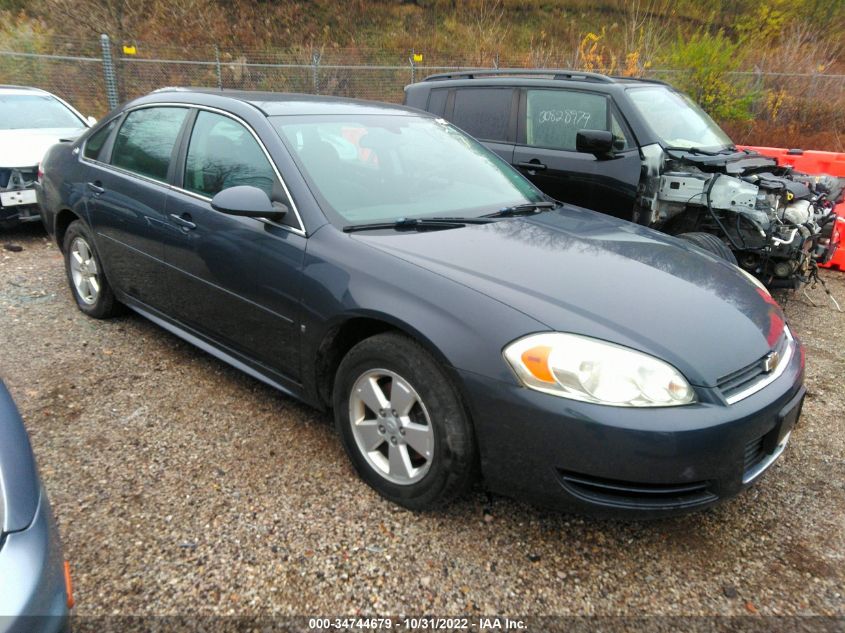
[{"xmin": 405, "ymin": 70, "xmax": 841, "ymax": 287}]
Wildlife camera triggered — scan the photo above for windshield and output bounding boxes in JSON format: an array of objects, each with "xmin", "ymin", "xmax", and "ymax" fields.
[
  {"xmin": 0, "ymin": 93, "xmax": 85, "ymax": 130},
  {"xmin": 627, "ymin": 86, "xmax": 733, "ymax": 151},
  {"xmin": 271, "ymin": 114, "xmax": 544, "ymax": 226}
]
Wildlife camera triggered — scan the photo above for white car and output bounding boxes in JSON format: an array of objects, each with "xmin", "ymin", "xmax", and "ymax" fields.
[{"xmin": 1, "ymin": 85, "xmax": 94, "ymax": 228}]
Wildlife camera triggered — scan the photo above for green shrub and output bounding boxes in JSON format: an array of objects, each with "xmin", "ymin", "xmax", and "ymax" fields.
[{"xmin": 663, "ymin": 30, "xmax": 755, "ymax": 121}]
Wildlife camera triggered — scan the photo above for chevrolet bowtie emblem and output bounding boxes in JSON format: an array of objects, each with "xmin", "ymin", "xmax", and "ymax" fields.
[{"xmin": 762, "ymin": 351, "xmax": 780, "ymax": 374}]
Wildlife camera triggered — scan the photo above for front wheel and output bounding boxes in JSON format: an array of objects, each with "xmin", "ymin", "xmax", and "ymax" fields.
[
  {"xmin": 333, "ymin": 332, "xmax": 476, "ymax": 510},
  {"xmin": 63, "ymin": 220, "xmax": 121, "ymax": 318},
  {"xmin": 677, "ymin": 231, "xmax": 737, "ymax": 264}
]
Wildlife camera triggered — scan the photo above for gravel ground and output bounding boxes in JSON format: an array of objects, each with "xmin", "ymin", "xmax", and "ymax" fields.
[{"xmin": 1, "ymin": 223, "xmax": 844, "ymax": 619}]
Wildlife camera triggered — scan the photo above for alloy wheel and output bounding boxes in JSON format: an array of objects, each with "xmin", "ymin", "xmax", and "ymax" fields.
[
  {"xmin": 348, "ymin": 368, "xmax": 435, "ymax": 485},
  {"xmin": 69, "ymin": 236, "xmax": 100, "ymax": 305}
]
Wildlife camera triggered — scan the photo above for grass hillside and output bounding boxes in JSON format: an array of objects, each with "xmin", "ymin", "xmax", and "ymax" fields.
[{"xmin": 2, "ymin": 0, "xmax": 843, "ymax": 149}]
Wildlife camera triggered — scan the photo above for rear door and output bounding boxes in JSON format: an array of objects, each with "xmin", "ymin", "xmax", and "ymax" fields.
[
  {"xmin": 84, "ymin": 105, "xmax": 190, "ymax": 310},
  {"xmin": 164, "ymin": 108, "xmax": 305, "ymax": 380},
  {"xmin": 513, "ymin": 88, "xmax": 641, "ymax": 218},
  {"xmin": 446, "ymin": 87, "xmax": 517, "ymax": 163}
]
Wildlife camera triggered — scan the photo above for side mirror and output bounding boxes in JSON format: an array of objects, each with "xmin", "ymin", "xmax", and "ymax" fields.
[
  {"xmin": 85, "ymin": 116, "xmax": 98, "ymax": 127},
  {"xmin": 576, "ymin": 129, "xmax": 615, "ymax": 157},
  {"xmin": 211, "ymin": 185, "xmax": 288, "ymax": 220}
]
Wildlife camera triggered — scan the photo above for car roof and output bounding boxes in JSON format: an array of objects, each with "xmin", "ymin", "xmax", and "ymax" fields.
[{"xmin": 148, "ymin": 87, "xmax": 427, "ymax": 117}]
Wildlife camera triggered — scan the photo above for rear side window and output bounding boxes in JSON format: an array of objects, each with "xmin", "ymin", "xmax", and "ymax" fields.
[
  {"xmin": 426, "ymin": 89, "xmax": 448, "ymax": 117},
  {"xmin": 450, "ymin": 88, "xmax": 513, "ymax": 142},
  {"xmin": 83, "ymin": 119, "xmax": 118, "ymax": 161},
  {"xmin": 184, "ymin": 110, "xmax": 276, "ymax": 198},
  {"xmin": 112, "ymin": 107, "xmax": 188, "ymax": 182},
  {"xmin": 525, "ymin": 89, "xmax": 609, "ymax": 151}
]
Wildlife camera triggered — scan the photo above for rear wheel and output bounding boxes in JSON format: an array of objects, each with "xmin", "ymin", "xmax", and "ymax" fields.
[
  {"xmin": 678, "ymin": 231, "xmax": 737, "ymax": 264},
  {"xmin": 333, "ymin": 332, "xmax": 476, "ymax": 510},
  {"xmin": 63, "ymin": 220, "xmax": 120, "ymax": 318}
]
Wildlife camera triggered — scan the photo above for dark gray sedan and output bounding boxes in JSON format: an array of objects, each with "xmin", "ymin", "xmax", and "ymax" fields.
[
  {"xmin": 37, "ymin": 89, "xmax": 804, "ymax": 517},
  {"xmin": 0, "ymin": 381, "xmax": 71, "ymax": 633}
]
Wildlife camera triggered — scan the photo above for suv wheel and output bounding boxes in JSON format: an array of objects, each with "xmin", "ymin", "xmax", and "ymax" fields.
[
  {"xmin": 333, "ymin": 332, "xmax": 475, "ymax": 510},
  {"xmin": 63, "ymin": 220, "xmax": 120, "ymax": 318}
]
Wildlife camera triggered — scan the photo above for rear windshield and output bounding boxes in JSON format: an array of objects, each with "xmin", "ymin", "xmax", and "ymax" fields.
[
  {"xmin": 0, "ymin": 94, "xmax": 84, "ymax": 130},
  {"xmin": 271, "ymin": 114, "xmax": 543, "ymax": 226}
]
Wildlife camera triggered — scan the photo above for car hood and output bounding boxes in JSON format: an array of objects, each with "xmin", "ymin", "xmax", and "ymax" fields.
[
  {"xmin": 0, "ymin": 128, "xmax": 85, "ymax": 168},
  {"xmin": 352, "ymin": 206, "xmax": 785, "ymax": 387}
]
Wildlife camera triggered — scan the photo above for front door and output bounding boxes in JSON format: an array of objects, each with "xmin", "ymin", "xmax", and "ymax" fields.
[
  {"xmin": 513, "ymin": 88, "xmax": 641, "ymax": 219},
  {"xmin": 164, "ymin": 109, "xmax": 305, "ymax": 381}
]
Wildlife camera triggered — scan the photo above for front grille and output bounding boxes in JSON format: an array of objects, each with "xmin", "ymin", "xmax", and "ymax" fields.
[
  {"xmin": 558, "ymin": 470, "xmax": 717, "ymax": 510},
  {"xmin": 717, "ymin": 331, "xmax": 790, "ymax": 401},
  {"xmin": 743, "ymin": 435, "xmax": 766, "ymax": 473}
]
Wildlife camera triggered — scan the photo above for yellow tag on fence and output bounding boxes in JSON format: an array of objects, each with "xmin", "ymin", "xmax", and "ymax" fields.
[
  {"xmin": 122, "ymin": 45, "xmax": 137, "ymax": 55},
  {"xmin": 413, "ymin": 53, "xmax": 423, "ymax": 63}
]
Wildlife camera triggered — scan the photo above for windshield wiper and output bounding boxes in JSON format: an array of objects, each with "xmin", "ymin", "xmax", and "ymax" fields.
[
  {"xmin": 343, "ymin": 216, "xmax": 492, "ymax": 233},
  {"xmin": 483, "ymin": 201, "xmax": 558, "ymax": 218}
]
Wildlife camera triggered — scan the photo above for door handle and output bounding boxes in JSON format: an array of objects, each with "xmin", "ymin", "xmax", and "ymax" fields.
[
  {"xmin": 87, "ymin": 181, "xmax": 105, "ymax": 194},
  {"xmin": 169, "ymin": 213, "xmax": 197, "ymax": 231},
  {"xmin": 515, "ymin": 160, "xmax": 547, "ymax": 171}
]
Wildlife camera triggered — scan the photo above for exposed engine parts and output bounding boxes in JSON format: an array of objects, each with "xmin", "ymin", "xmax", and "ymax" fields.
[{"xmin": 639, "ymin": 148, "xmax": 842, "ymax": 288}]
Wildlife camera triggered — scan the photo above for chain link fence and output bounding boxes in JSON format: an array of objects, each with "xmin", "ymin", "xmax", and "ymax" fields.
[{"xmin": 1, "ymin": 35, "xmax": 843, "ymax": 149}]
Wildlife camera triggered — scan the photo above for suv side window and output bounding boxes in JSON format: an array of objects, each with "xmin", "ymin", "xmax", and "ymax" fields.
[
  {"xmin": 83, "ymin": 118, "xmax": 118, "ymax": 162},
  {"xmin": 426, "ymin": 89, "xmax": 448, "ymax": 117},
  {"xmin": 524, "ymin": 89, "xmax": 629, "ymax": 151},
  {"xmin": 184, "ymin": 110, "xmax": 276, "ymax": 198},
  {"xmin": 112, "ymin": 107, "xmax": 188, "ymax": 181},
  {"xmin": 450, "ymin": 88, "xmax": 514, "ymax": 142}
]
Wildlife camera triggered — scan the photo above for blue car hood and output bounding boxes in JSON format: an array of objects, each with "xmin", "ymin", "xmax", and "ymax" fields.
[{"xmin": 352, "ymin": 206, "xmax": 786, "ymax": 387}]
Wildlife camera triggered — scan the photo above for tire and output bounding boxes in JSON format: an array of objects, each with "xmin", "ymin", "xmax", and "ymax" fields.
[
  {"xmin": 333, "ymin": 332, "xmax": 476, "ymax": 510},
  {"xmin": 677, "ymin": 231, "xmax": 737, "ymax": 264},
  {"xmin": 63, "ymin": 220, "xmax": 121, "ymax": 318}
]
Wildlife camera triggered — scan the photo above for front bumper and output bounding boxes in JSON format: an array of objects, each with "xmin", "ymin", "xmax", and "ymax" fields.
[
  {"xmin": 459, "ymin": 337, "xmax": 805, "ymax": 518},
  {"xmin": 0, "ymin": 489, "xmax": 70, "ymax": 633},
  {"xmin": 1, "ymin": 167, "xmax": 41, "ymax": 225}
]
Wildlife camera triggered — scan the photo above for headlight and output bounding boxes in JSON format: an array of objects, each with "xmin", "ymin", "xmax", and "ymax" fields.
[
  {"xmin": 503, "ymin": 333, "xmax": 696, "ymax": 407},
  {"xmin": 736, "ymin": 265, "xmax": 771, "ymax": 297}
]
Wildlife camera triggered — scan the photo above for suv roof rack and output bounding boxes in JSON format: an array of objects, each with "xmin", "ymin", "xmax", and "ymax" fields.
[
  {"xmin": 422, "ymin": 69, "xmax": 616, "ymax": 83},
  {"xmin": 607, "ymin": 75, "xmax": 669, "ymax": 86}
]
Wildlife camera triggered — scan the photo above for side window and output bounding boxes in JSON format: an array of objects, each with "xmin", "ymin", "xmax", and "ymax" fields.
[
  {"xmin": 450, "ymin": 88, "xmax": 513, "ymax": 142},
  {"xmin": 184, "ymin": 111, "xmax": 276, "ymax": 198},
  {"xmin": 426, "ymin": 89, "xmax": 448, "ymax": 117},
  {"xmin": 525, "ymin": 89, "xmax": 609, "ymax": 151},
  {"xmin": 83, "ymin": 118, "xmax": 118, "ymax": 161},
  {"xmin": 112, "ymin": 107, "xmax": 188, "ymax": 181}
]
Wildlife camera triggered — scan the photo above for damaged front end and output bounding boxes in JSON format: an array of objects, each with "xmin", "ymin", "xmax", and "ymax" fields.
[
  {"xmin": 0, "ymin": 165, "xmax": 41, "ymax": 227},
  {"xmin": 638, "ymin": 147, "xmax": 841, "ymax": 288}
]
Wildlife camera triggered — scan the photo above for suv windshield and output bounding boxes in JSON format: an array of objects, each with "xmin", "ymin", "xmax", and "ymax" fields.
[
  {"xmin": 0, "ymin": 93, "xmax": 84, "ymax": 130},
  {"xmin": 271, "ymin": 114, "xmax": 544, "ymax": 226},
  {"xmin": 627, "ymin": 86, "xmax": 733, "ymax": 151}
]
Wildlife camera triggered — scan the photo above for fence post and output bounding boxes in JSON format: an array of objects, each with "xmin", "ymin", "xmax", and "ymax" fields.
[
  {"xmin": 100, "ymin": 34, "xmax": 119, "ymax": 110},
  {"xmin": 410, "ymin": 50, "xmax": 416, "ymax": 84},
  {"xmin": 312, "ymin": 51, "xmax": 321, "ymax": 94},
  {"xmin": 214, "ymin": 45, "xmax": 223, "ymax": 89}
]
